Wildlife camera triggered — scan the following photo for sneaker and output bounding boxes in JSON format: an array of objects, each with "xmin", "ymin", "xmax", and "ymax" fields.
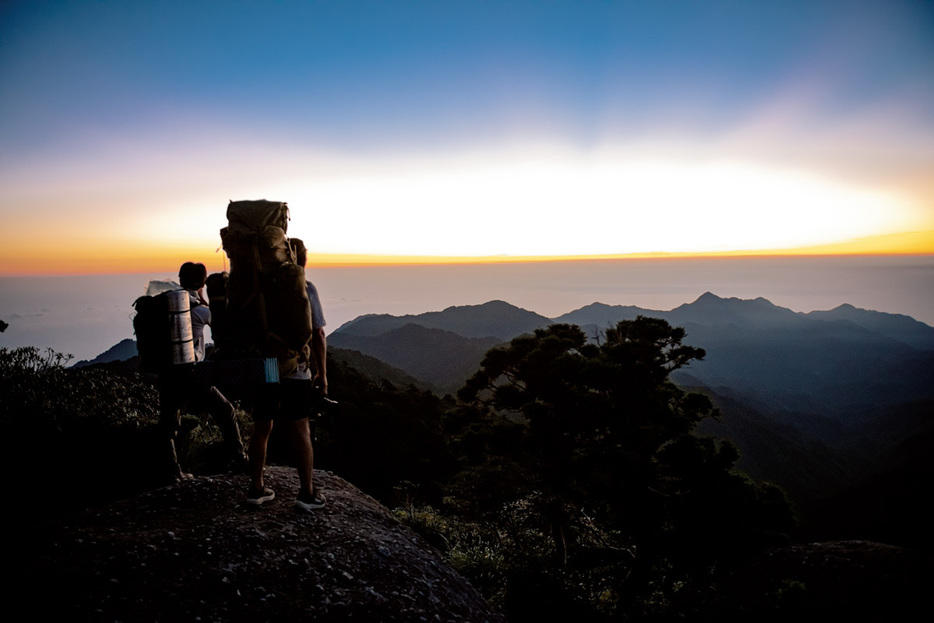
[
  {"xmin": 295, "ymin": 489, "xmax": 326, "ymax": 511},
  {"xmin": 246, "ymin": 486, "xmax": 275, "ymax": 506},
  {"xmin": 165, "ymin": 469, "xmax": 192, "ymax": 485}
]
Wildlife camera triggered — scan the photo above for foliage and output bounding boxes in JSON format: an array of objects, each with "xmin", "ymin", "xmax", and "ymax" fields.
[
  {"xmin": 0, "ymin": 344, "xmax": 453, "ymax": 514},
  {"xmin": 1, "ymin": 346, "xmax": 159, "ymax": 430},
  {"xmin": 0, "ymin": 346, "xmax": 244, "ymax": 510},
  {"xmin": 393, "ymin": 504, "xmax": 509, "ymax": 609},
  {"xmin": 453, "ymin": 318, "xmax": 796, "ymax": 617},
  {"xmin": 311, "ymin": 356, "xmax": 458, "ymax": 504}
]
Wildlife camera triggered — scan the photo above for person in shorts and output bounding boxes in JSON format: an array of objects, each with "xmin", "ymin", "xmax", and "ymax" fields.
[
  {"xmin": 160, "ymin": 262, "xmax": 246, "ymax": 481},
  {"xmin": 245, "ymin": 379, "xmax": 323, "ymax": 510},
  {"xmin": 245, "ymin": 239, "xmax": 328, "ymax": 511}
]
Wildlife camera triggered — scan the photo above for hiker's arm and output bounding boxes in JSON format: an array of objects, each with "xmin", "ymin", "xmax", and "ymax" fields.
[{"xmin": 311, "ymin": 326, "xmax": 327, "ymax": 395}]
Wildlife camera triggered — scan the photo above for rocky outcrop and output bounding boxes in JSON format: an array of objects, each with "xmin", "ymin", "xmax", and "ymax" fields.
[{"xmin": 21, "ymin": 468, "xmax": 502, "ymax": 622}]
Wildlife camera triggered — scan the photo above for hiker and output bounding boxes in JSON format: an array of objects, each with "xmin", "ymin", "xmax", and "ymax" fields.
[
  {"xmin": 246, "ymin": 239, "xmax": 328, "ymax": 511},
  {"xmin": 159, "ymin": 261, "xmax": 247, "ymax": 481}
]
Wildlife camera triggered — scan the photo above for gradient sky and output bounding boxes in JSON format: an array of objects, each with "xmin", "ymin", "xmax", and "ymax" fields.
[{"xmin": 1, "ymin": 0, "xmax": 933, "ymax": 274}]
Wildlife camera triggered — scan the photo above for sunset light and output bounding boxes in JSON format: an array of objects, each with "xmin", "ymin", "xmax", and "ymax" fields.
[
  {"xmin": 1, "ymin": 1, "xmax": 933, "ymax": 274},
  {"xmin": 1, "ymin": 148, "xmax": 928, "ymax": 275},
  {"xmin": 283, "ymin": 154, "xmax": 924, "ymax": 259}
]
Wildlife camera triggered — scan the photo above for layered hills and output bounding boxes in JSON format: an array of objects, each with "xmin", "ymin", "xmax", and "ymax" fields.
[
  {"xmin": 328, "ymin": 293, "xmax": 934, "ymax": 547},
  {"xmin": 329, "ymin": 293, "xmax": 934, "ymax": 408}
]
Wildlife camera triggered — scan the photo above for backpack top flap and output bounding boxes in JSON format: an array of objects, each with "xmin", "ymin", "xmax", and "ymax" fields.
[{"xmin": 226, "ymin": 200, "xmax": 290, "ymax": 234}]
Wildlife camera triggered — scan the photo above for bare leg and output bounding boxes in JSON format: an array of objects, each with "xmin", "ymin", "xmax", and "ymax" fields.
[
  {"xmin": 249, "ymin": 419, "xmax": 274, "ymax": 491},
  {"xmin": 160, "ymin": 399, "xmax": 191, "ymax": 481},
  {"xmin": 285, "ymin": 417, "xmax": 314, "ymax": 498}
]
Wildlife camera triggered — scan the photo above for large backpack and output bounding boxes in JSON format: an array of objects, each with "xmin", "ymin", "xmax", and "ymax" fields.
[
  {"xmin": 132, "ymin": 290, "xmax": 198, "ymax": 374},
  {"xmin": 218, "ymin": 199, "xmax": 312, "ymax": 377}
]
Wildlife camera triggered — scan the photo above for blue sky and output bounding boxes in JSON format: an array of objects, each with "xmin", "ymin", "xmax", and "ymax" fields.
[{"xmin": 1, "ymin": 0, "xmax": 933, "ymax": 272}]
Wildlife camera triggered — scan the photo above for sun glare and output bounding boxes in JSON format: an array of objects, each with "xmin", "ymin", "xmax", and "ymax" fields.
[
  {"xmin": 281, "ymin": 156, "xmax": 920, "ymax": 258},
  {"xmin": 1, "ymin": 151, "xmax": 927, "ymax": 276}
]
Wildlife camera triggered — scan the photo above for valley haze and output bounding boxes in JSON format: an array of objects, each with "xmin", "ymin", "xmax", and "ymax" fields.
[{"xmin": 1, "ymin": 255, "xmax": 932, "ymax": 364}]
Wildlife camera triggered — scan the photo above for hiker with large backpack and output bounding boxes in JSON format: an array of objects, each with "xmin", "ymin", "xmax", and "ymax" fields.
[
  {"xmin": 218, "ymin": 200, "xmax": 327, "ymax": 511},
  {"xmin": 135, "ymin": 262, "xmax": 248, "ymax": 482}
]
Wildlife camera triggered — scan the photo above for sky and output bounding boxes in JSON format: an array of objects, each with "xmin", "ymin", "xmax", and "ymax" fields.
[{"xmin": 1, "ymin": 0, "xmax": 934, "ymax": 275}]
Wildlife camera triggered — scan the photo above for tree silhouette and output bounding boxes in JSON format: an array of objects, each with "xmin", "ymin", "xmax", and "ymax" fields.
[{"xmin": 458, "ymin": 317, "xmax": 793, "ymax": 601}]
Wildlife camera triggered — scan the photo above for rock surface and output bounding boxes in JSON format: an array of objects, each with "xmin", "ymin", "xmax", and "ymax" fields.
[{"xmin": 22, "ymin": 468, "xmax": 502, "ymax": 622}]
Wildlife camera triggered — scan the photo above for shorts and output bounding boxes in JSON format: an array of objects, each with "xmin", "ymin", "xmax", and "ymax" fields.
[{"xmin": 252, "ymin": 379, "xmax": 314, "ymax": 422}]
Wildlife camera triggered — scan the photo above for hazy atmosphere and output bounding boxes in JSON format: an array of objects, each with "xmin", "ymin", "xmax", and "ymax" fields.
[{"xmin": 2, "ymin": 255, "xmax": 932, "ymax": 363}]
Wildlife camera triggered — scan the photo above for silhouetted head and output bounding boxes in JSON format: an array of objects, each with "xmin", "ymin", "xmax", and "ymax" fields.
[
  {"xmin": 179, "ymin": 262, "xmax": 208, "ymax": 290},
  {"xmin": 205, "ymin": 272, "xmax": 228, "ymax": 299},
  {"xmin": 290, "ymin": 238, "xmax": 307, "ymax": 267}
]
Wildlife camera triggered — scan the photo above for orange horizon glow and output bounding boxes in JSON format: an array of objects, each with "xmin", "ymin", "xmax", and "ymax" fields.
[
  {"xmin": 4, "ymin": 3, "xmax": 933, "ymax": 286},
  {"xmin": 2, "ymin": 230, "xmax": 932, "ymax": 276}
]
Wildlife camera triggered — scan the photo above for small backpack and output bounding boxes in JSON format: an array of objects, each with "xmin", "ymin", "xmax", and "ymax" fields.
[{"xmin": 132, "ymin": 290, "xmax": 198, "ymax": 374}]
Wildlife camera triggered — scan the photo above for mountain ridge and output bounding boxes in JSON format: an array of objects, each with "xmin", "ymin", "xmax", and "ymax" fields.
[
  {"xmin": 334, "ymin": 300, "xmax": 551, "ymax": 340},
  {"xmin": 557, "ymin": 292, "xmax": 934, "ymax": 346},
  {"xmin": 328, "ymin": 293, "xmax": 934, "ymax": 403},
  {"xmin": 335, "ymin": 292, "xmax": 933, "ymax": 349}
]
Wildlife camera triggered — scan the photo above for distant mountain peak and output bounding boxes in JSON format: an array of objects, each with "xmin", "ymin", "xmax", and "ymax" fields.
[
  {"xmin": 460, "ymin": 299, "xmax": 512, "ymax": 308},
  {"xmin": 807, "ymin": 304, "xmax": 934, "ymax": 348},
  {"xmin": 71, "ymin": 338, "xmax": 137, "ymax": 368},
  {"xmin": 690, "ymin": 292, "xmax": 778, "ymax": 308},
  {"xmin": 667, "ymin": 292, "xmax": 799, "ymax": 327},
  {"xmin": 438, "ymin": 299, "xmax": 533, "ymax": 314},
  {"xmin": 333, "ymin": 299, "xmax": 549, "ymax": 341},
  {"xmin": 552, "ymin": 301, "xmax": 652, "ymax": 328}
]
